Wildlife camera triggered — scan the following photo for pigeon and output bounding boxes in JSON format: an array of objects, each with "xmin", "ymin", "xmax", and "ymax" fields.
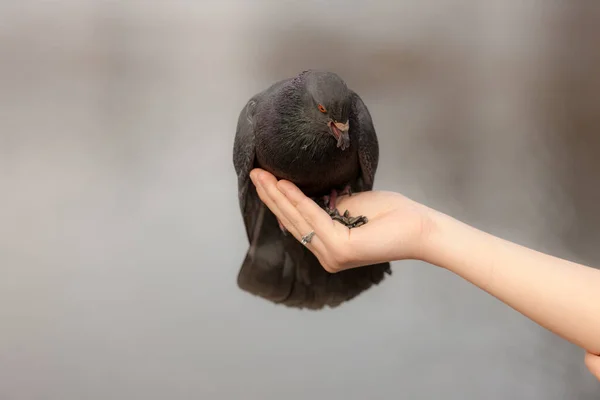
[{"xmin": 233, "ymin": 70, "xmax": 391, "ymax": 310}]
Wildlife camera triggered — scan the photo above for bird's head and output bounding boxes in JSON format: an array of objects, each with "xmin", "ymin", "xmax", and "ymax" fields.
[{"xmin": 302, "ymin": 70, "xmax": 352, "ymax": 150}]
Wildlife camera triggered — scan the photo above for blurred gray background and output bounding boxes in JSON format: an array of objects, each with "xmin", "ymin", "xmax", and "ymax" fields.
[{"xmin": 1, "ymin": 1, "xmax": 599, "ymax": 399}]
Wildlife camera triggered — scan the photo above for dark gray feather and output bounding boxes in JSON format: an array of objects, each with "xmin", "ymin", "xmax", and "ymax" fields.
[
  {"xmin": 350, "ymin": 90, "xmax": 379, "ymax": 191},
  {"xmin": 232, "ymin": 97, "xmax": 259, "ymax": 241}
]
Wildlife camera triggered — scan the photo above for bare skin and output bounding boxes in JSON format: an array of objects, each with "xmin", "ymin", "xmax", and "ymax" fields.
[{"xmin": 249, "ymin": 167, "xmax": 600, "ymax": 382}]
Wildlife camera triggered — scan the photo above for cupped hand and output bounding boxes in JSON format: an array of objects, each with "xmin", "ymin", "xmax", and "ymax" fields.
[{"xmin": 249, "ymin": 168, "xmax": 433, "ymax": 273}]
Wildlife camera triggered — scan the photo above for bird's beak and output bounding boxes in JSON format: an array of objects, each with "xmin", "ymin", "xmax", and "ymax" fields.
[{"xmin": 328, "ymin": 120, "xmax": 350, "ymax": 150}]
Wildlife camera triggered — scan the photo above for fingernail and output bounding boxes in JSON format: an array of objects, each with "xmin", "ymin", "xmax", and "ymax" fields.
[{"xmin": 250, "ymin": 170, "xmax": 260, "ymax": 184}]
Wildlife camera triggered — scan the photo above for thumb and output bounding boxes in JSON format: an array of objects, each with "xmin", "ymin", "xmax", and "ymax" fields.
[{"xmin": 584, "ymin": 352, "xmax": 600, "ymax": 381}]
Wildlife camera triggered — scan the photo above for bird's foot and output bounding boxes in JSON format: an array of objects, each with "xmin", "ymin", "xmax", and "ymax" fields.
[
  {"xmin": 339, "ymin": 184, "xmax": 353, "ymax": 197},
  {"xmin": 322, "ymin": 185, "xmax": 353, "ymax": 210}
]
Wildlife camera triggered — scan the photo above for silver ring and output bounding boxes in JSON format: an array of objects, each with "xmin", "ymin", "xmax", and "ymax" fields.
[{"xmin": 301, "ymin": 231, "xmax": 315, "ymax": 245}]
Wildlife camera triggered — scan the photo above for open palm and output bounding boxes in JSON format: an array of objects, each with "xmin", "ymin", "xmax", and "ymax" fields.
[{"xmin": 250, "ymin": 168, "xmax": 431, "ymax": 272}]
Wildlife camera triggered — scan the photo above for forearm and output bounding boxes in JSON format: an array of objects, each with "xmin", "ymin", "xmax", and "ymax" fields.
[{"xmin": 422, "ymin": 210, "xmax": 600, "ymax": 355}]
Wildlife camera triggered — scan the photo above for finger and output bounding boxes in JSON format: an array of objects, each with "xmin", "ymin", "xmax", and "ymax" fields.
[
  {"xmin": 276, "ymin": 180, "xmax": 340, "ymax": 240},
  {"xmin": 585, "ymin": 352, "xmax": 600, "ymax": 381},
  {"xmin": 257, "ymin": 173, "xmax": 326, "ymax": 251},
  {"xmin": 250, "ymin": 171, "xmax": 300, "ymax": 237},
  {"xmin": 254, "ymin": 184, "xmax": 299, "ymax": 236},
  {"xmin": 250, "ymin": 168, "xmax": 275, "ymax": 186},
  {"xmin": 251, "ymin": 170, "xmax": 325, "ymax": 254}
]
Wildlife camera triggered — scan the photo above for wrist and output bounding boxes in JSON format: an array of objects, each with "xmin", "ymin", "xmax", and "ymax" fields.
[
  {"xmin": 418, "ymin": 206, "xmax": 499, "ymax": 276},
  {"xmin": 416, "ymin": 207, "xmax": 466, "ymax": 268},
  {"xmin": 407, "ymin": 203, "xmax": 445, "ymax": 263}
]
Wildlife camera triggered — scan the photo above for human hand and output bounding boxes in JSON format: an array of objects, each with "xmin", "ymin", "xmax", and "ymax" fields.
[
  {"xmin": 585, "ymin": 352, "xmax": 600, "ymax": 381},
  {"xmin": 249, "ymin": 168, "xmax": 433, "ymax": 273}
]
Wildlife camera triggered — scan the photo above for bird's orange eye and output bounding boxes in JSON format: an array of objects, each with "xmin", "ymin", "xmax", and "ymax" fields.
[{"xmin": 318, "ymin": 104, "xmax": 327, "ymax": 113}]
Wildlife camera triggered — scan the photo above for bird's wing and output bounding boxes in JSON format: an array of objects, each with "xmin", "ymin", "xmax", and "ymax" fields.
[
  {"xmin": 233, "ymin": 95, "xmax": 298, "ymax": 303},
  {"xmin": 350, "ymin": 90, "xmax": 380, "ymax": 191},
  {"xmin": 233, "ymin": 97, "xmax": 260, "ymax": 242},
  {"xmin": 233, "ymin": 79, "xmax": 289, "ymax": 240}
]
